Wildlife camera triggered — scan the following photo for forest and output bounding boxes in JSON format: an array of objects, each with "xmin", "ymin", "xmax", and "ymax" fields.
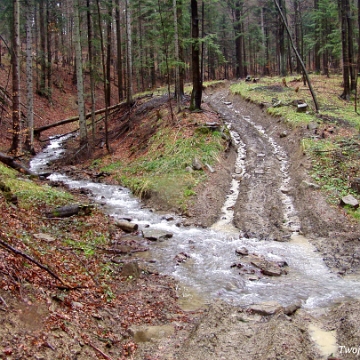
[
  {"xmin": 0, "ymin": 0, "xmax": 359, "ymax": 156},
  {"xmin": 2, "ymin": 1, "xmax": 360, "ymax": 359}
]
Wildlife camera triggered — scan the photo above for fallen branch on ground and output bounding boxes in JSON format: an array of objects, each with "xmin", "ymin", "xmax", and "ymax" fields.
[{"xmin": 0, "ymin": 238, "xmax": 76, "ymax": 289}]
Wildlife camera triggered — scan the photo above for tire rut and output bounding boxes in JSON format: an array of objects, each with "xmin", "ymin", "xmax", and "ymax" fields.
[{"xmin": 205, "ymin": 87, "xmax": 298, "ymax": 241}]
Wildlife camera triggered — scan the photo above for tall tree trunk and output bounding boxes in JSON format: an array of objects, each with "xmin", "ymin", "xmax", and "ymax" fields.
[
  {"xmin": 347, "ymin": 2, "xmax": 356, "ymax": 91},
  {"xmin": 234, "ymin": 1, "xmax": 244, "ymax": 78},
  {"xmin": 116, "ymin": 0, "xmax": 123, "ymax": 101},
  {"xmin": 178, "ymin": 0, "xmax": 185, "ymax": 96},
  {"xmin": 190, "ymin": 0, "xmax": 202, "ymax": 111},
  {"xmin": 294, "ymin": 0, "xmax": 302, "ymax": 73},
  {"xmin": 25, "ymin": 0, "xmax": 34, "ymax": 154},
  {"xmin": 10, "ymin": 0, "xmax": 21, "ymax": 155},
  {"xmin": 87, "ymin": 0, "xmax": 96, "ymax": 142},
  {"xmin": 39, "ymin": 0, "xmax": 47, "ymax": 97},
  {"xmin": 313, "ymin": 0, "xmax": 321, "ymax": 73},
  {"xmin": 125, "ymin": 0, "xmax": 133, "ymax": 105},
  {"xmin": 173, "ymin": 0, "xmax": 181, "ymax": 102},
  {"xmin": 278, "ymin": 0, "xmax": 287, "ymax": 76},
  {"xmin": 46, "ymin": 0, "xmax": 52, "ymax": 100},
  {"xmin": 339, "ymin": 0, "xmax": 350, "ymax": 99},
  {"xmin": 74, "ymin": 0, "xmax": 87, "ymax": 146}
]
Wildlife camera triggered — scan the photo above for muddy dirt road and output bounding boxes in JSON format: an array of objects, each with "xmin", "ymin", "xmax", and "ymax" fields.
[{"xmin": 156, "ymin": 84, "xmax": 360, "ymax": 360}]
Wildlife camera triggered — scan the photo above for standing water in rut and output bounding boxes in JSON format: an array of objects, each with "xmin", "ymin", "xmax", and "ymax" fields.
[{"xmin": 30, "ymin": 127, "xmax": 360, "ymax": 310}]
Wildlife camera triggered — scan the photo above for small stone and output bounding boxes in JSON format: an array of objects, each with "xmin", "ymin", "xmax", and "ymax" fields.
[
  {"xmin": 248, "ymin": 301, "xmax": 283, "ymax": 316},
  {"xmin": 34, "ymin": 233, "xmax": 56, "ymax": 243},
  {"xmin": 142, "ymin": 229, "xmax": 173, "ymax": 241},
  {"xmin": 340, "ymin": 194, "xmax": 359, "ymax": 209},
  {"xmin": 235, "ymin": 247, "xmax": 249, "ymax": 256},
  {"xmin": 297, "ymin": 103, "xmax": 308, "ymax": 112},
  {"xmin": 192, "ymin": 157, "xmax": 203, "ymax": 170},
  {"xmin": 279, "ymin": 131, "xmax": 288, "ymax": 138},
  {"xmin": 205, "ymin": 163, "xmax": 215, "ymax": 173}
]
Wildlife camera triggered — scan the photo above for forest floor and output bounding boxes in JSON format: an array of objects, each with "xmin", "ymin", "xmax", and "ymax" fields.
[{"xmin": 1, "ymin": 63, "xmax": 360, "ymax": 359}]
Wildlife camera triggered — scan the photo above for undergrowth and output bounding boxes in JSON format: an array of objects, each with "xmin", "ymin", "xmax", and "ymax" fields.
[{"xmin": 97, "ymin": 126, "xmax": 225, "ymax": 212}]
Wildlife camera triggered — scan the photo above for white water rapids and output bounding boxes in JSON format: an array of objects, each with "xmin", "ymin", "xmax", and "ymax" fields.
[{"xmin": 30, "ymin": 128, "xmax": 360, "ymax": 309}]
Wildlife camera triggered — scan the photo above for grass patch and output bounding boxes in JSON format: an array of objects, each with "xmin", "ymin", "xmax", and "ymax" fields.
[
  {"xmin": 230, "ymin": 75, "xmax": 360, "ymax": 128},
  {"xmin": 306, "ymin": 136, "xmax": 360, "ymax": 207},
  {"xmin": 0, "ymin": 163, "xmax": 73, "ymax": 209},
  {"xmin": 231, "ymin": 75, "xmax": 360, "ymax": 221},
  {"xmin": 102, "ymin": 127, "xmax": 225, "ymax": 211}
]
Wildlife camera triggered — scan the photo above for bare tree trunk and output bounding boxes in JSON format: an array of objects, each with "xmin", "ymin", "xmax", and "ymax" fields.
[
  {"xmin": 278, "ymin": 0, "xmax": 287, "ymax": 76},
  {"xmin": 25, "ymin": 0, "xmax": 34, "ymax": 154},
  {"xmin": 234, "ymin": 1, "xmax": 244, "ymax": 78},
  {"xmin": 116, "ymin": 0, "xmax": 123, "ymax": 102},
  {"xmin": 125, "ymin": 0, "xmax": 133, "ymax": 105},
  {"xmin": 173, "ymin": 0, "xmax": 181, "ymax": 102},
  {"xmin": 46, "ymin": 1, "xmax": 52, "ymax": 101},
  {"xmin": 96, "ymin": 0, "xmax": 110, "ymax": 152},
  {"xmin": 39, "ymin": 0, "xmax": 47, "ymax": 97},
  {"xmin": 190, "ymin": 0, "xmax": 202, "ymax": 111},
  {"xmin": 87, "ymin": 0, "xmax": 96, "ymax": 142},
  {"xmin": 74, "ymin": 0, "xmax": 87, "ymax": 146},
  {"xmin": 313, "ymin": 0, "xmax": 321, "ymax": 73},
  {"xmin": 178, "ymin": 0, "xmax": 185, "ymax": 96},
  {"xmin": 339, "ymin": 0, "xmax": 350, "ymax": 100},
  {"xmin": 10, "ymin": 0, "xmax": 21, "ymax": 156}
]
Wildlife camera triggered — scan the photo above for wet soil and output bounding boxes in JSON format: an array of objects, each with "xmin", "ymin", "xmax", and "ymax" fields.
[{"xmin": 159, "ymin": 83, "xmax": 360, "ymax": 360}]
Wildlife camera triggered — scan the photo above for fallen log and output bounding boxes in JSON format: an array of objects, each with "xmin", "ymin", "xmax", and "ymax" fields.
[
  {"xmin": 33, "ymin": 93, "xmax": 154, "ymax": 137},
  {"xmin": 0, "ymin": 151, "xmax": 36, "ymax": 176},
  {"xmin": 46, "ymin": 204, "xmax": 94, "ymax": 218},
  {"xmin": 33, "ymin": 101, "xmax": 127, "ymax": 137},
  {"xmin": 115, "ymin": 220, "xmax": 139, "ymax": 233}
]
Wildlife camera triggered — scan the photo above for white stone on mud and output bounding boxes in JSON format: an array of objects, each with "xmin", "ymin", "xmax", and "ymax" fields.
[
  {"xmin": 340, "ymin": 194, "xmax": 359, "ymax": 209},
  {"xmin": 142, "ymin": 229, "xmax": 173, "ymax": 241},
  {"xmin": 248, "ymin": 301, "xmax": 283, "ymax": 316}
]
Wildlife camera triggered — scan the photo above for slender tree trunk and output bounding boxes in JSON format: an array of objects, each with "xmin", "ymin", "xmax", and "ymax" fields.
[
  {"xmin": 313, "ymin": 0, "xmax": 321, "ymax": 73},
  {"xmin": 96, "ymin": 0, "xmax": 110, "ymax": 152},
  {"xmin": 46, "ymin": 1, "xmax": 52, "ymax": 100},
  {"xmin": 234, "ymin": 1, "xmax": 244, "ymax": 78},
  {"xmin": 339, "ymin": 0, "xmax": 350, "ymax": 99},
  {"xmin": 39, "ymin": 0, "xmax": 47, "ymax": 96},
  {"xmin": 294, "ymin": 0, "xmax": 302, "ymax": 73},
  {"xmin": 125, "ymin": 0, "xmax": 133, "ymax": 105},
  {"xmin": 116, "ymin": 0, "xmax": 123, "ymax": 101},
  {"xmin": 87, "ymin": 0, "xmax": 96, "ymax": 143},
  {"xmin": 74, "ymin": 0, "xmax": 87, "ymax": 147},
  {"xmin": 178, "ymin": 0, "xmax": 185, "ymax": 96},
  {"xmin": 190, "ymin": 0, "xmax": 202, "ymax": 111},
  {"xmin": 278, "ymin": 0, "xmax": 286, "ymax": 76},
  {"xmin": 10, "ymin": 0, "xmax": 21, "ymax": 155},
  {"xmin": 347, "ymin": 3, "xmax": 356, "ymax": 91},
  {"xmin": 173, "ymin": 0, "xmax": 181, "ymax": 102},
  {"xmin": 25, "ymin": 0, "xmax": 34, "ymax": 154}
]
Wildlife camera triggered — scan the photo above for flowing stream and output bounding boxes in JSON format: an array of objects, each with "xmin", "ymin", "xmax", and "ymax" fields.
[{"xmin": 30, "ymin": 128, "xmax": 360, "ymax": 310}]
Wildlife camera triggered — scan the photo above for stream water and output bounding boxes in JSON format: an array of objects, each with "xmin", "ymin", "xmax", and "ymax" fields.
[{"xmin": 30, "ymin": 129, "xmax": 360, "ymax": 310}]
